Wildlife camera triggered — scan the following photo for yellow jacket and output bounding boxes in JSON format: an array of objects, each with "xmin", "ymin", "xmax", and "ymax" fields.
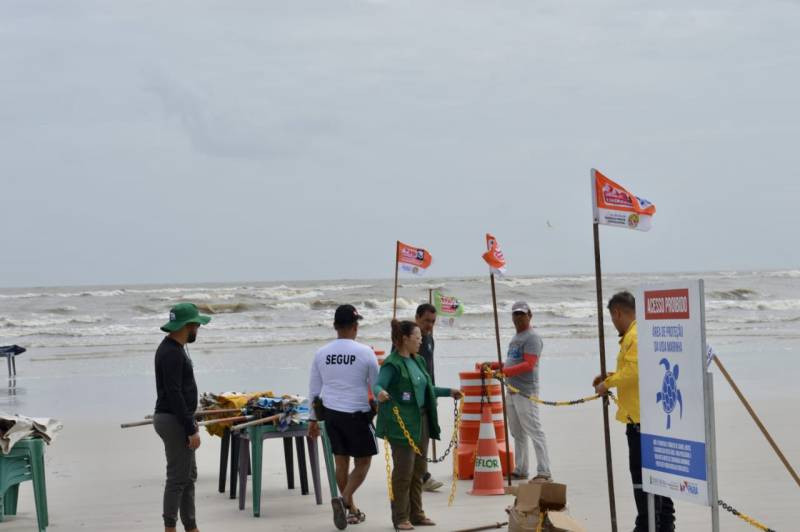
[{"xmin": 604, "ymin": 321, "xmax": 639, "ymax": 424}]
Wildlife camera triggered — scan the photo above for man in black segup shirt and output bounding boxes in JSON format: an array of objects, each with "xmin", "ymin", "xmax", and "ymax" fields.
[{"xmin": 153, "ymin": 303, "xmax": 210, "ymax": 532}]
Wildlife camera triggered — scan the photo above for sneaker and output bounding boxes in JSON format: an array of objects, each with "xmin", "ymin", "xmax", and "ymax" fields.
[{"xmin": 422, "ymin": 476, "xmax": 444, "ymax": 491}]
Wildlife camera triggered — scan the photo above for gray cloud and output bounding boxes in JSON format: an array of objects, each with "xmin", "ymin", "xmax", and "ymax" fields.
[{"xmin": 1, "ymin": 0, "xmax": 799, "ymax": 287}]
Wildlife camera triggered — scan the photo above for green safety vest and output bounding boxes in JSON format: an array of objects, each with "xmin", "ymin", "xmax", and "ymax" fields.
[{"xmin": 375, "ymin": 351, "xmax": 441, "ymax": 445}]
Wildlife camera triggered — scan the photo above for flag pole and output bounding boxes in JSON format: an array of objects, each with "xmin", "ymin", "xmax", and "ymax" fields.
[
  {"xmin": 393, "ymin": 241, "xmax": 400, "ymax": 319},
  {"xmin": 428, "ymin": 287, "xmax": 438, "ymax": 460},
  {"xmin": 490, "ymin": 272, "xmax": 513, "ymax": 487},
  {"xmin": 593, "ymin": 221, "xmax": 618, "ymax": 532}
]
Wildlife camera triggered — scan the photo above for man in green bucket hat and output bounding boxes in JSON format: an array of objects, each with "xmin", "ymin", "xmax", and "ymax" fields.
[{"xmin": 152, "ymin": 303, "xmax": 211, "ymax": 532}]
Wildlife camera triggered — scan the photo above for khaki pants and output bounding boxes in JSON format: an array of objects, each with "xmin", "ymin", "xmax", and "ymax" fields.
[
  {"xmin": 507, "ymin": 391, "xmax": 551, "ymax": 477},
  {"xmin": 390, "ymin": 410, "xmax": 429, "ymax": 525}
]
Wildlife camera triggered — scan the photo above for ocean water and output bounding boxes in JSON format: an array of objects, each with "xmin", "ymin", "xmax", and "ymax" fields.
[{"xmin": 1, "ymin": 270, "xmax": 799, "ymax": 352}]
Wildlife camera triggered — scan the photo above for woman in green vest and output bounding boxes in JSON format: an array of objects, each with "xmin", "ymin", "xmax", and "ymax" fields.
[{"xmin": 374, "ymin": 319, "xmax": 462, "ymax": 530}]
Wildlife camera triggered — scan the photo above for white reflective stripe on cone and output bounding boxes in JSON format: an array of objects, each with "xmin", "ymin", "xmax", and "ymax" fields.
[
  {"xmin": 463, "ymin": 395, "xmax": 502, "ymax": 403},
  {"xmin": 479, "ymin": 420, "xmax": 497, "ymax": 439},
  {"xmin": 462, "ymin": 412, "xmax": 504, "ymax": 422}
]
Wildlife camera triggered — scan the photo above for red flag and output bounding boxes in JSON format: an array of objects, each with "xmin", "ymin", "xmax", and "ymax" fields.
[{"xmin": 482, "ymin": 234, "xmax": 506, "ymax": 275}]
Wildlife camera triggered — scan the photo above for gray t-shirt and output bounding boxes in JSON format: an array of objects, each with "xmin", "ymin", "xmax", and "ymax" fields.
[{"xmin": 504, "ymin": 328, "xmax": 543, "ymax": 396}]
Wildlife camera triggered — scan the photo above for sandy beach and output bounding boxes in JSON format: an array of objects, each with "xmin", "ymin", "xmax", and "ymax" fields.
[{"xmin": 0, "ymin": 334, "xmax": 795, "ymax": 531}]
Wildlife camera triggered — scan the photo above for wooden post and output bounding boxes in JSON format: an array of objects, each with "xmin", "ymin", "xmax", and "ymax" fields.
[
  {"xmin": 120, "ymin": 419, "xmax": 156, "ymax": 429},
  {"xmin": 393, "ymin": 240, "xmax": 400, "ymax": 319},
  {"xmin": 230, "ymin": 414, "xmax": 282, "ymax": 432},
  {"xmin": 197, "ymin": 415, "xmax": 253, "ymax": 427},
  {"xmin": 452, "ymin": 523, "xmax": 508, "ymax": 532},
  {"xmin": 490, "ymin": 272, "xmax": 513, "ymax": 487},
  {"xmin": 593, "ymin": 222, "xmax": 618, "ymax": 532},
  {"xmin": 713, "ymin": 355, "xmax": 800, "ymax": 488}
]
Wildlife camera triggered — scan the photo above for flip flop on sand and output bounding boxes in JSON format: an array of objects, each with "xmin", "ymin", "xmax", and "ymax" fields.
[
  {"xmin": 331, "ymin": 497, "xmax": 348, "ymax": 530},
  {"xmin": 347, "ymin": 508, "xmax": 366, "ymax": 524}
]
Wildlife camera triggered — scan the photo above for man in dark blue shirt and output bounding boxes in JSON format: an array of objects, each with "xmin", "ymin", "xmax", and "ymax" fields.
[
  {"xmin": 153, "ymin": 303, "xmax": 210, "ymax": 532},
  {"xmin": 415, "ymin": 303, "xmax": 443, "ymax": 492}
]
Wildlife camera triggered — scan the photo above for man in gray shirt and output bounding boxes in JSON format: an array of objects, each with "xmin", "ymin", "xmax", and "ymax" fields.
[{"xmin": 489, "ymin": 301, "xmax": 552, "ymax": 480}]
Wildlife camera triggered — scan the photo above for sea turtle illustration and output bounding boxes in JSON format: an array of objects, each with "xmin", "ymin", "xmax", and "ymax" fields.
[{"xmin": 656, "ymin": 358, "xmax": 683, "ymax": 429}]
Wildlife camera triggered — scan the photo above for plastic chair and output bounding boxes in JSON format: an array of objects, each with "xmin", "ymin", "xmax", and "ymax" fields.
[
  {"xmin": 0, "ymin": 437, "xmax": 48, "ymax": 530},
  {"xmin": 0, "ymin": 346, "xmax": 25, "ymax": 377}
]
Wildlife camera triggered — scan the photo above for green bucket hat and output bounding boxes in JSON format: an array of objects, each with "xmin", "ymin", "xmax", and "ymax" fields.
[{"xmin": 161, "ymin": 302, "xmax": 211, "ymax": 333}]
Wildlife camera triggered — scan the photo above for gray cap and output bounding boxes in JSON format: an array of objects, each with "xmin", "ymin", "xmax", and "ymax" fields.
[{"xmin": 511, "ymin": 301, "xmax": 531, "ymax": 314}]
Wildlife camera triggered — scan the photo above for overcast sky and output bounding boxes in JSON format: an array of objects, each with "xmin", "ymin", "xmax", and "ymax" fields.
[{"xmin": 2, "ymin": 0, "xmax": 799, "ymax": 288}]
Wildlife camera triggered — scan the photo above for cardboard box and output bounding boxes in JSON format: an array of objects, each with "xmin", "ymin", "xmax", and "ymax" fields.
[
  {"xmin": 530, "ymin": 480, "xmax": 567, "ymax": 511},
  {"xmin": 505, "ymin": 481, "xmax": 583, "ymax": 532},
  {"xmin": 546, "ymin": 510, "xmax": 587, "ymax": 532},
  {"xmin": 507, "ymin": 508, "xmax": 586, "ymax": 532},
  {"xmin": 505, "ymin": 481, "xmax": 567, "ymax": 511},
  {"xmin": 507, "ymin": 506, "xmax": 541, "ymax": 532}
]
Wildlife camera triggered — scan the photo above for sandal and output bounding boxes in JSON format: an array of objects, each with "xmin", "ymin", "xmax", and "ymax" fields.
[
  {"xmin": 331, "ymin": 497, "xmax": 348, "ymax": 530},
  {"xmin": 411, "ymin": 517, "xmax": 436, "ymax": 526},
  {"xmin": 347, "ymin": 509, "xmax": 366, "ymax": 524},
  {"xmin": 395, "ymin": 522, "xmax": 415, "ymax": 531}
]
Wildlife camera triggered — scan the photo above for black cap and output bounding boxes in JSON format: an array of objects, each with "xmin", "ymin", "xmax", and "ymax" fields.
[{"xmin": 334, "ymin": 304, "xmax": 364, "ymax": 326}]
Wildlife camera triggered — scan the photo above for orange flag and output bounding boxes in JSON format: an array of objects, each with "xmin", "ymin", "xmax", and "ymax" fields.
[
  {"xmin": 482, "ymin": 234, "xmax": 506, "ymax": 275},
  {"xmin": 592, "ymin": 168, "xmax": 656, "ymax": 231},
  {"xmin": 397, "ymin": 241, "xmax": 432, "ymax": 275}
]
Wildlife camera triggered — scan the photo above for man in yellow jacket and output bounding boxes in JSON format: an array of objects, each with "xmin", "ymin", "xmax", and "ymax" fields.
[{"xmin": 593, "ymin": 291, "xmax": 675, "ymax": 532}]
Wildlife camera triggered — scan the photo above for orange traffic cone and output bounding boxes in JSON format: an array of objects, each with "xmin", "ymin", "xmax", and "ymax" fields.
[{"xmin": 468, "ymin": 403, "xmax": 506, "ymax": 496}]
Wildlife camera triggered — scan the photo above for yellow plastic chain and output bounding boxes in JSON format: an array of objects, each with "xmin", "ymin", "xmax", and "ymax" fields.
[
  {"xmin": 737, "ymin": 513, "xmax": 773, "ymax": 532},
  {"xmin": 447, "ymin": 397, "xmax": 463, "ymax": 506},
  {"xmin": 536, "ymin": 510, "xmax": 546, "ymax": 532},
  {"xmin": 718, "ymin": 499, "xmax": 775, "ymax": 532},
  {"xmin": 391, "ymin": 405, "xmax": 424, "ymax": 455},
  {"xmin": 388, "ymin": 400, "xmax": 464, "ymax": 506},
  {"xmin": 384, "ymin": 438, "xmax": 394, "ymax": 501},
  {"xmin": 484, "ymin": 367, "xmax": 618, "ymax": 407}
]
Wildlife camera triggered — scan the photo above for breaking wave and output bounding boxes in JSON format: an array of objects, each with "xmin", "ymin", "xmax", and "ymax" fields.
[
  {"xmin": 707, "ymin": 299, "xmax": 800, "ymax": 312},
  {"xmin": 195, "ymin": 302, "xmax": 251, "ymax": 314},
  {"xmin": 708, "ymin": 288, "xmax": 758, "ymax": 301},
  {"xmin": 43, "ymin": 306, "xmax": 78, "ymax": 314}
]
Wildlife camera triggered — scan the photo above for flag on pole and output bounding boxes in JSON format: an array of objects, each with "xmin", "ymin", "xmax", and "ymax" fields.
[
  {"xmin": 591, "ymin": 168, "xmax": 656, "ymax": 232},
  {"xmin": 432, "ymin": 290, "xmax": 464, "ymax": 325},
  {"xmin": 482, "ymin": 233, "xmax": 506, "ymax": 275},
  {"xmin": 397, "ymin": 241, "xmax": 432, "ymax": 275}
]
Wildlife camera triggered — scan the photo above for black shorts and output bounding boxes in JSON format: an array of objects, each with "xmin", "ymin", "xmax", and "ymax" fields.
[{"xmin": 324, "ymin": 408, "xmax": 378, "ymax": 458}]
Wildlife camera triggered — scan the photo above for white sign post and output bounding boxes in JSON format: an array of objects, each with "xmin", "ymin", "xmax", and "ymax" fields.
[{"xmin": 636, "ymin": 280, "xmax": 719, "ymax": 531}]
